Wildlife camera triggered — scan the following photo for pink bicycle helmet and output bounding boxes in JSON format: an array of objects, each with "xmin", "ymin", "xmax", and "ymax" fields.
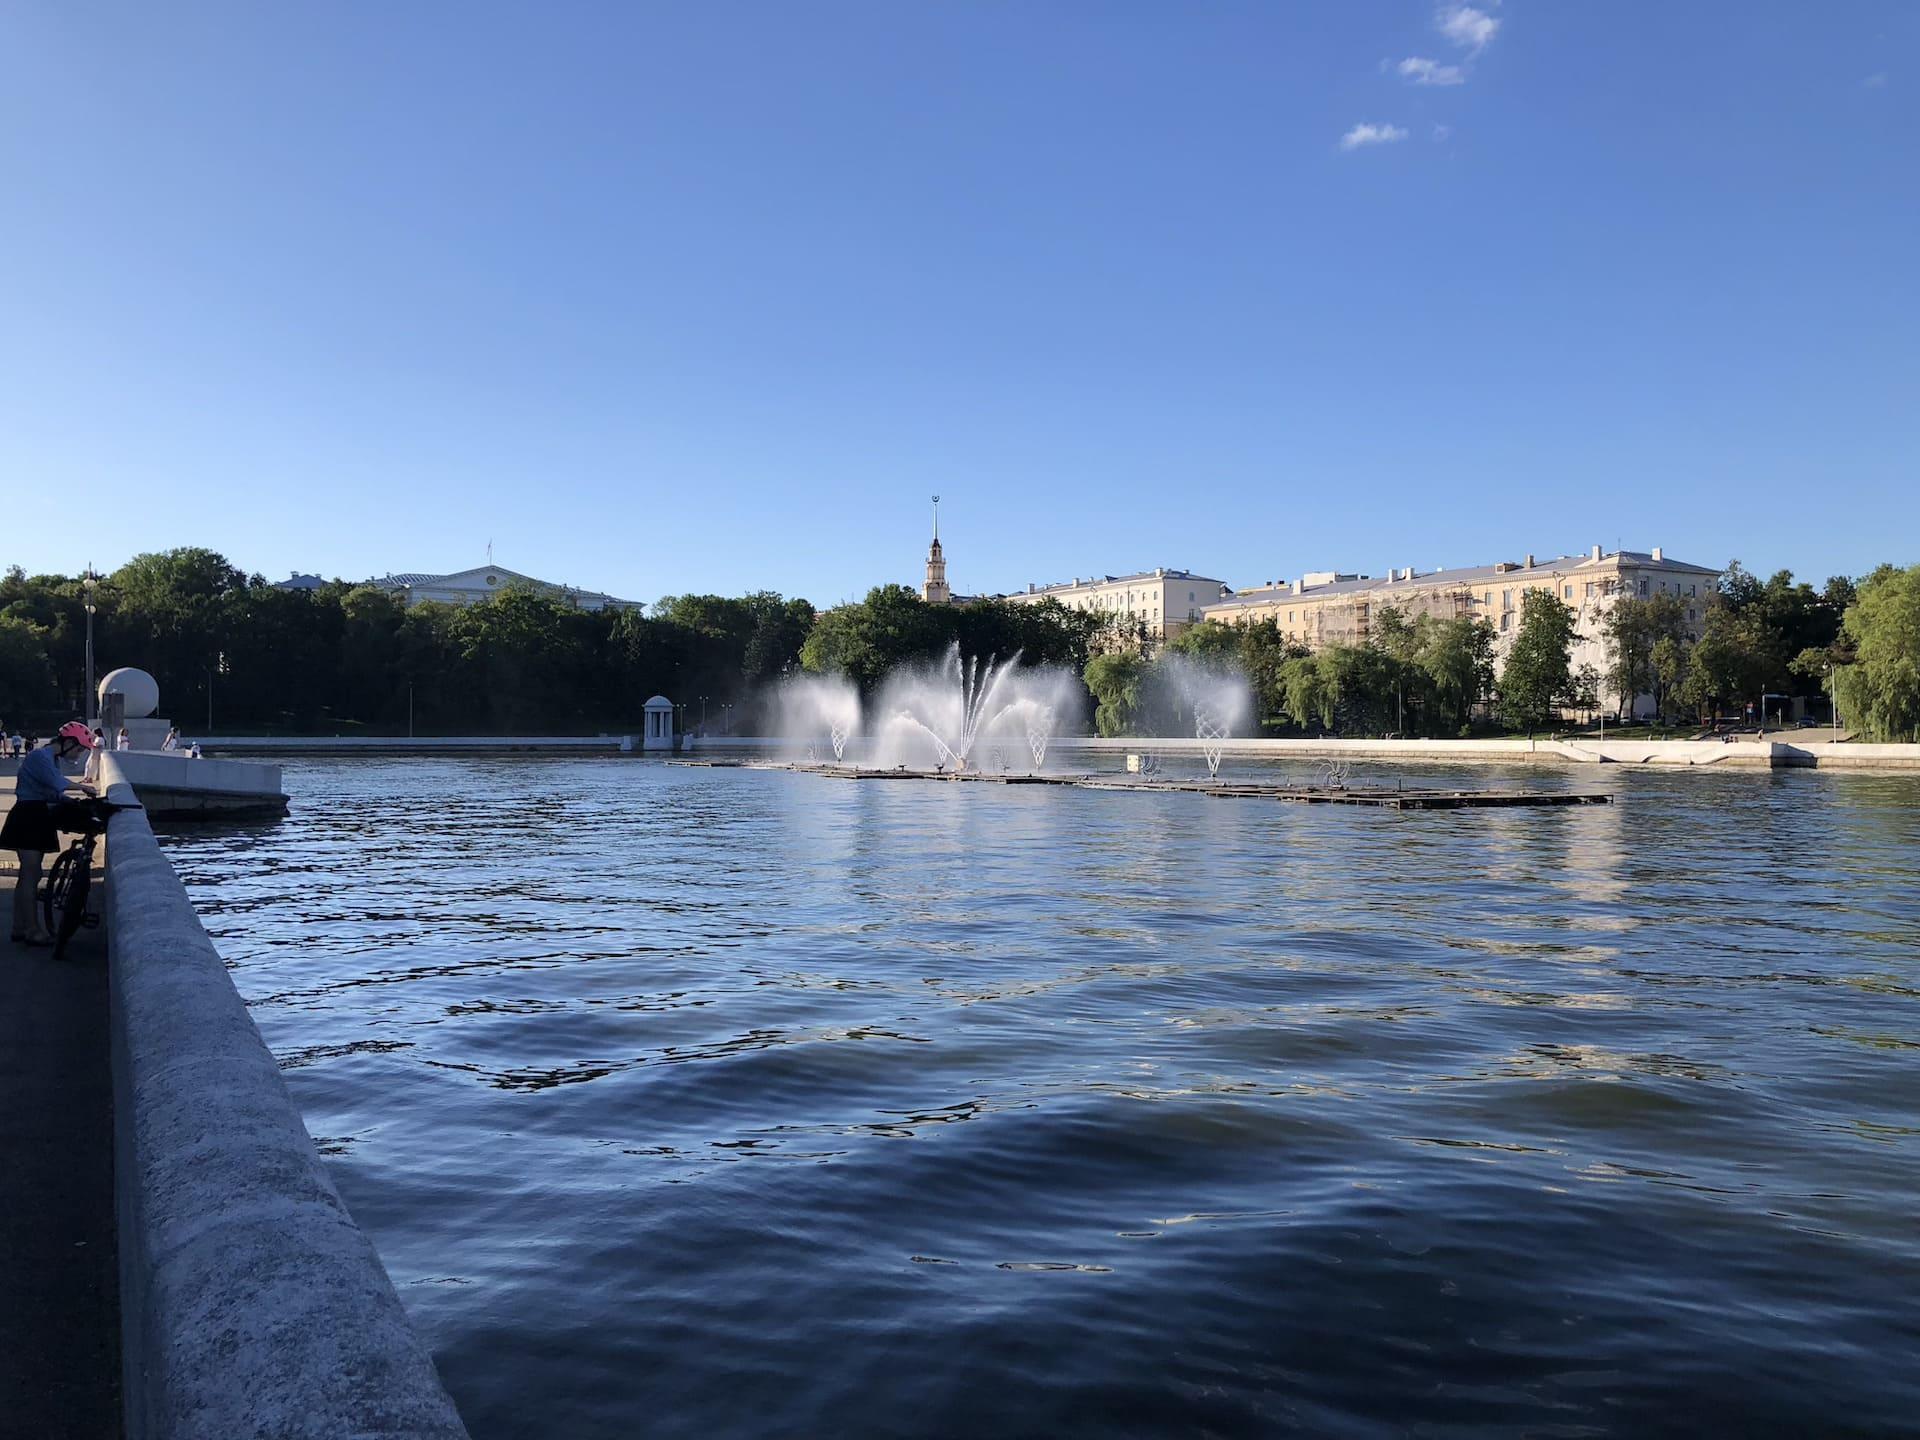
[{"xmin": 56, "ymin": 720, "xmax": 97, "ymax": 748}]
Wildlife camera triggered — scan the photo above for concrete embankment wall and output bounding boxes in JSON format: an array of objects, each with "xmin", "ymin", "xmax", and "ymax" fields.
[
  {"xmin": 98, "ymin": 755, "xmax": 469, "ymax": 1439},
  {"xmin": 107, "ymin": 749, "xmax": 289, "ymax": 818},
  {"xmin": 192, "ymin": 733, "xmax": 1920, "ymax": 770},
  {"xmin": 205, "ymin": 735, "xmax": 625, "ymax": 754},
  {"xmin": 673, "ymin": 735, "xmax": 1920, "ymax": 770},
  {"xmin": 1072, "ymin": 737, "xmax": 1920, "ymax": 769}
]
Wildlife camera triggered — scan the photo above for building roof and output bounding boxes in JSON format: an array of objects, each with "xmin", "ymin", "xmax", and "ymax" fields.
[
  {"xmin": 1208, "ymin": 548, "xmax": 1719, "ymax": 612},
  {"xmin": 1014, "ymin": 567, "xmax": 1231, "ymax": 596},
  {"xmin": 370, "ymin": 564, "xmax": 638, "ymax": 609}
]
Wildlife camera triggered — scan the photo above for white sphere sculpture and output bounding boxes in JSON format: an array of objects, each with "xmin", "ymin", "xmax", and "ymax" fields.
[{"xmin": 99, "ymin": 666, "xmax": 161, "ymax": 719}]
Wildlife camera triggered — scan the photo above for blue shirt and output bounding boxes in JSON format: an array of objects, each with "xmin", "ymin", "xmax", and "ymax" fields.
[{"xmin": 15, "ymin": 746, "xmax": 74, "ymax": 805}]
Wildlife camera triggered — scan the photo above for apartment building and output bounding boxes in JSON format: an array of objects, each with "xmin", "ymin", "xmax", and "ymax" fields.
[
  {"xmin": 1003, "ymin": 568, "xmax": 1234, "ymax": 643},
  {"xmin": 1203, "ymin": 546, "xmax": 1722, "ymax": 712}
]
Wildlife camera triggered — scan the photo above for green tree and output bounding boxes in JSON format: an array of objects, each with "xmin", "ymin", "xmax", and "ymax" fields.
[
  {"xmin": 0, "ymin": 616, "xmax": 56, "ymax": 716},
  {"xmin": 800, "ymin": 585, "xmax": 950, "ymax": 690},
  {"xmin": 1651, "ymin": 635, "xmax": 1690, "ymax": 721},
  {"xmin": 1498, "ymin": 590, "xmax": 1578, "ymax": 734},
  {"xmin": 1676, "ymin": 600, "xmax": 1766, "ymax": 722},
  {"xmin": 1084, "ymin": 652, "xmax": 1147, "ymax": 736},
  {"xmin": 1277, "ymin": 654, "xmax": 1331, "ymax": 731},
  {"xmin": 1831, "ymin": 563, "xmax": 1920, "ymax": 742},
  {"xmin": 1713, "ymin": 560, "xmax": 1852, "ymax": 700},
  {"xmin": 1603, "ymin": 594, "xmax": 1687, "ymax": 719},
  {"xmin": 1417, "ymin": 616, "xmax": 1497, "ymax": 734}
]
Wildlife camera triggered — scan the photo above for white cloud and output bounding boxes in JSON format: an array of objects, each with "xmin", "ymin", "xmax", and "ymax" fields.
[
  {"xmin": 1432, "ymin": 123, "xmax": 1453, "ymax": 142},
  {"xmin": 1397, "ymin": 56, "xmax": 1467, "ymax": 85},
  {"xmin": 1340, "ymin": 122, "xmax": 1410, "ymax": 151},
  {"xmin": 1861, "ymin": 72, "xmax": 1888, "ymax": 88},
  {"xmin": 1437, "ymin": 4, "xmax": 1500, "ymax": 54}
]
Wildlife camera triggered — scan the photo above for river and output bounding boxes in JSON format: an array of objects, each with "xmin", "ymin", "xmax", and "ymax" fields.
[{"xmin": 159, "ymin": 757, "xmax": 1920, "ymax": 1437}]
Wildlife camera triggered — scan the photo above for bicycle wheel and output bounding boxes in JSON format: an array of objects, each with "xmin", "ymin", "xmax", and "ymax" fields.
[{"xmin": 43, "ymin": 848, "xmax": 90, "ymax": 960}]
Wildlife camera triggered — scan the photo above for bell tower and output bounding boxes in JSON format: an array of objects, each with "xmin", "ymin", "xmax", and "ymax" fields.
[{"xmin": 921, "ymin": 494, "xmax": 951, "ymax": 605}]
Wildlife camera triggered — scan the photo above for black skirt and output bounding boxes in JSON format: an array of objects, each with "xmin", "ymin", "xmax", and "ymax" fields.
[{"xmin": 0, "ymin": 800, "xmax": 59, "ymax": 853}]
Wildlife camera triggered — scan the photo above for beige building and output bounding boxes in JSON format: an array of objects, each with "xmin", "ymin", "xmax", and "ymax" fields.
[
  {"xmin": 1203, "ymin": 546, "xmax": 1721, "ymax": 715},
  {"xmin": 1004, "ymin": 569, "xmax": 1233, "ymax": 644}
]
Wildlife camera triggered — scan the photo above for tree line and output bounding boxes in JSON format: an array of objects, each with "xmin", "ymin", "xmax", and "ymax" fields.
[
  {"xmin": 3, "ymin": 548, "xmax": 1917, "ymax": 742},
  {"xmin": 0, "ymin": 551, "xmax": 1109, "ymax": 737},
  {"xmin": 0, "ymin": 549, "xmax": 818, "ymax": 736}
]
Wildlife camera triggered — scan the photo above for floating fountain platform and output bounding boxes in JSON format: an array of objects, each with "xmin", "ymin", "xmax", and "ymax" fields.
[{"xmin": 670, "ymin": 761, "xmax": 1611, "ymax": 808}]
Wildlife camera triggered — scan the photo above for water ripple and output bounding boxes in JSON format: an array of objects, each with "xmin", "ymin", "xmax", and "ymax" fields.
[{"xmin": 159, "ymin": 757, "xmax": 1920, "ymax": 1438}]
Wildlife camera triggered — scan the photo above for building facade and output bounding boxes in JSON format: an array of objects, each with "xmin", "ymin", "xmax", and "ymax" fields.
[
  {"xmin": 1004, "ymin": 569, "xmax": 1234, "ymax": 644},
  {"xmin": 370, "ymin": 564, "xmax": 641, "ymax": 613},
  {"xmin": 1203, "ymin": 546, "xmax": 1721, "ymax": 715}
]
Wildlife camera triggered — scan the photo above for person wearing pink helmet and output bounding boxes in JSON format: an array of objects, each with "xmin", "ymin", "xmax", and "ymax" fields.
[{"xmin": 4, "ymin": 721, "xmax": 96, "ymax": 945}]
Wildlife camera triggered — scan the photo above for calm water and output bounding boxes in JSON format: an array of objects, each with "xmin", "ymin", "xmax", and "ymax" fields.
[{"xmin": 160, "ymin": 757, "xmax": 1920, "ymax": 1438}]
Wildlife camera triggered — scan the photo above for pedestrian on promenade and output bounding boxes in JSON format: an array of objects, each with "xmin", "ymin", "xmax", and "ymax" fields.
[
  {"xmin": 115, "ymin": 727, "xmax": 130, "ymax": 752},
  {"xmin": 161, "ymin": 727, "xmax": 180, "ymax": 751},
  {"xmin": 3, "ymin": 721, "xmax": 95, "ymax": 945}
]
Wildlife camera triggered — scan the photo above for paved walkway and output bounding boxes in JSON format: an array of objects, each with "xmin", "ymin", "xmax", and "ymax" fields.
[{"xmin": 1, "ymin": 853, "xmax": 122, "ymax": 1437}]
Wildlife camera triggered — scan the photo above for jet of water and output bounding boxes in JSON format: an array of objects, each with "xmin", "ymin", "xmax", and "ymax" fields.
[
  {"xmin": 1152, "ymin": 654, "xmax": 1252, "ymax": 781},
  {"xmin": 873, "ymin": 644, "xmax": 1082, "ymax": 772},
  {"xmin": 1194, "ymin": 703, "xmax": 1229, "ymax": 780},
  {"xmin": 776, "ymin": 674, "xmax": 862, "ymax": 767}
]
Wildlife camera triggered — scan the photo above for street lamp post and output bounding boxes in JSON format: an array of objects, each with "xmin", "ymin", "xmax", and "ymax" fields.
[
  {"xmin": 700, "ymin": 695, "xmax": 708, "ymax": 733},
  {"xmin": 82, "ymin": 566, "xmax": 99, "ymax": 723}
]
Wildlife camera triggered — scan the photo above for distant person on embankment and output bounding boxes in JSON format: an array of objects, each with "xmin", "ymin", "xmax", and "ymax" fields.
[{"xmin": 4, "ymin": 722, "xmax": 96, "ymax": 946}]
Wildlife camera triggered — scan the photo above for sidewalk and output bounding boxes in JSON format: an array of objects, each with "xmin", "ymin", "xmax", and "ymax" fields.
[{"xmin": 1, "ymin": 858, "xmax": 121, "ymax": 1437}]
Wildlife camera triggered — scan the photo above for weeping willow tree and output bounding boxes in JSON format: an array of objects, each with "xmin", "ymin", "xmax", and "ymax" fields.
[{"xmin": 1832, "ymin": 564, "xmax": 1920, "ymax": 742}]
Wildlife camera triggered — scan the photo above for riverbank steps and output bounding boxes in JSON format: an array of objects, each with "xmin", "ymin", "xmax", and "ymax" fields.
[{"xmin": 92, "ymin": 753, "xmax": 470, "ymax": 1439}]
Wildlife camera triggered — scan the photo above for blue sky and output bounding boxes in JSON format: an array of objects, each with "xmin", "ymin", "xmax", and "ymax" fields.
[{"xmin": 3, "ymin": 3, "xmax": 1913, "ymax": 607}]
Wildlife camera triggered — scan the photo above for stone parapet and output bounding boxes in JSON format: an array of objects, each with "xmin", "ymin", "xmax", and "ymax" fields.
[{"xmin": 98, "ymin": 754, "xmax": 468, "ymax": 1439}]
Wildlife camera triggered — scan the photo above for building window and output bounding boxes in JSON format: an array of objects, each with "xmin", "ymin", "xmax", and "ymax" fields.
[
  {"xmin": 1688, "ymin": 584, "xmax": 1697, "ymax": 597},
  {"xmin": 1502, "ymin": 589, "xmax": 1513, "ymax": 610},
  {"xmin": 1585, "ymin": 582, "xmax": 1597, "ymax": 599},
  {"xmin": 1638, "ymin": 579, "xmax": 1649, "ymax": 596},
  {"xmin": 1500, "ymin": 612, "xmax": 1512, "ymax": 632},
  {"xmin": 1563, "ymin": 585, "xmax": 1573, "ymax": 599}
]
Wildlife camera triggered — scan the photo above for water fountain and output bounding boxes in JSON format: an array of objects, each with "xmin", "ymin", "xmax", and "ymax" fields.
[
  {"xmin": 1194, "ymin": 702, "xmax": 1229, "ymax": 780},
  {"xmin": 776, "ymin": 674, "xmax": 862, "ymax": 767},
  {"xmin": 872, "ymin": 644, "xmax": 1083, "ymax": 773},
  {"xmin": 1153, "ymin": 655, "xmax": 1253, "ymax": 782}
]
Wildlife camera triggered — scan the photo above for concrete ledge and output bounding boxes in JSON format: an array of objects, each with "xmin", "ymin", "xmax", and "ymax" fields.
[
  {"xmin": 100, "ymin": 756, "xmax": 469, "ymax": 1439},
  {"xmin": 202, "ymin": 735, "xmax": 627, "ymax": 754},
  {"xmin": 108, "ymin": 750, "xmax": 289, "ymax": 819}
]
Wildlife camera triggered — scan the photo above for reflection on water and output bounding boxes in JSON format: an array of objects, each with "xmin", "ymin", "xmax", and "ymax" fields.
[{"xmin": 161, "ymin": 758, "xmax": 1920, "ymax": 1438}]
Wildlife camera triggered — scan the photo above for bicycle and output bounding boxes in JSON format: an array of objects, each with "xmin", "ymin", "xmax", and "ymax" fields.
[{"xmin": 40, "ymin": 796, "xmax": 139, "ymax": 962}]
